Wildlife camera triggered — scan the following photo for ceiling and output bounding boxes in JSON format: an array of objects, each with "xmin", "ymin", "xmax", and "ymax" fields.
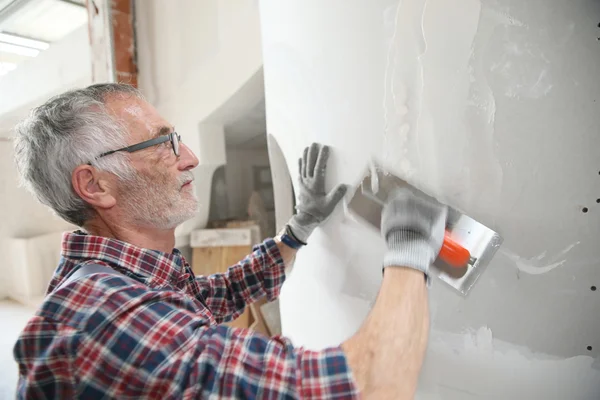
[
  {"xmin": 224, "ymin": 97, "xmax": 268, "ymax": 149},
  {"xmin": 0, "ymin": 0, "xmax": 87, "ymax": 77}
]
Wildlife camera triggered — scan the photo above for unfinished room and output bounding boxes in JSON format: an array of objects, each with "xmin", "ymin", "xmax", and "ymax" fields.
[{"xmin": 0, "ymin": 0, "xmax": 598, "ymax": 399}]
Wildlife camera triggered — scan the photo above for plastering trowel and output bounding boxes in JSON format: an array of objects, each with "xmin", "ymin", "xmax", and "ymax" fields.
[{"xmin": 347, "ymin": 161, "xmax": 503, "ymax": 295}]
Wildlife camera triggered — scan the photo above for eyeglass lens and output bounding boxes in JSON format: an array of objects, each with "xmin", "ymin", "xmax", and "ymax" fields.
[{"xmin": 172, "ymin": 133, "xmax": 180, "ymax": 157}]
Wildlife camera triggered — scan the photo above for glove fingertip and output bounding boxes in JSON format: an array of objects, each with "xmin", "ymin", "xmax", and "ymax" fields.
[
  {"xmin": 319, "ymin": 145, "xmax": 330, "ymax": 159},
  {"xmin": 329, "ymin": 184, "xmax": 348, "ymax": 204}
]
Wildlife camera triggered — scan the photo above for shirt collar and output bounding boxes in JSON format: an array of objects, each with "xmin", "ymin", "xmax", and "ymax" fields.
[{"xmin": 61, "ymin": 230, "xmax": 189, "ymax": 287}]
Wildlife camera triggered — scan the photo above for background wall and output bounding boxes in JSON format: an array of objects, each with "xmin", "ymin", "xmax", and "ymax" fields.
[
  {"xmin": 0, "ymin": 25, "xmax": 91, "ymax": 133},
  {"xmin": 259, "ymin": 0, "xmax": 600, "ymax": 398},
  {"xmin": 0, "ymin": 0, "xmax": 267, "ymax": 301},
  {"xmin": 0, "ymin": 142, "xmax": 72, "ymax": 301},
  {"xmin": 225, "ymin": 147, "xmax": 270, "ymax": 219},
  {"xmin": 135, "ymin": 0, "xmax": 266, "ymax": 245},
  {"xmin": 0, "ymin": 25, "xmax": 89, "ymax": 302}
]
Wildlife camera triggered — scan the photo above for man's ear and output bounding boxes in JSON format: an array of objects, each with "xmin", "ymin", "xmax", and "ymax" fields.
[{"xmin": 72, "ymin": 165, "xmax": 117, "ymax": 210}]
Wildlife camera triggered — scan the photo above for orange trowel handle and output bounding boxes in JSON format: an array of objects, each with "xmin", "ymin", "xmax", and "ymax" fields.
[{"xmin": 439, "ymin": 232, "xmax": 471, "ymax": 267}]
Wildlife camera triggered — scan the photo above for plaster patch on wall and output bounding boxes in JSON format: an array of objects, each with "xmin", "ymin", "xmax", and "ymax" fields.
[
  {"xmin": 381, "ymin": 0, "xmax": 508, "ymax": 221},
  {"xmin": 483, "ymin": 5, "xmax": 570, "ymax": 100},
  {"xmin": 419, "ymin": 327, "xmax": 600, "ymax": 399},
  {"xmin": 382, "ymin": 0, "xmax": 427, "ymax": 181},
  {"xmin": 484, "ymin": 5, "xmax": 526, "ymax": 29},
  {"xmin": 501, "ymin": 241, "xmax": 580, "ymax": 275},
  {"xmin": 463, "ymin": 326, "xmax": 494, "ymax": 354},
  {"xmin": 489, "ymin": 41, "xmax": 553, "ymax": 99},
  {"xmin": 433, "ymin": 327, "xmax": 574, "ymax": 362}
]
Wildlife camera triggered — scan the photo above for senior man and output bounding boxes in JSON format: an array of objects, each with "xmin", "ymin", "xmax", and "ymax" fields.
[{"xmin": 14, "ymin": 83, "xmax": 446, "ymax": 399}]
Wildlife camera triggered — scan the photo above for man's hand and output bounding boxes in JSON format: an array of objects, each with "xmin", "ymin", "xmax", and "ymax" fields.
[
  {"xmin": 287, "ymin": 143, "xmax": 348, "ymax": 243},
  {"xmin": 381, "ymin": 188, "xmax": 447, "ymax": 281}
]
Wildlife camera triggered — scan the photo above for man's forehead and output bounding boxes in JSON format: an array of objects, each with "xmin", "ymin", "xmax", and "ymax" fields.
[{"xmin": 105, "ymin": 95, "xmax": 171, "ymax": 139}]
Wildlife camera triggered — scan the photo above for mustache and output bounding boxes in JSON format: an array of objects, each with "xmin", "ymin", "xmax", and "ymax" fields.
[{"xmin": 178, "ymin": 171, "xmax": 194, "ymax": 186}]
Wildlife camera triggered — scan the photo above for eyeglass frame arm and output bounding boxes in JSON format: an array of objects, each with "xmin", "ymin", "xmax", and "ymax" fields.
[{"xmin": 96, "ymin": 134, "xmax": 173, "ymax": 159}]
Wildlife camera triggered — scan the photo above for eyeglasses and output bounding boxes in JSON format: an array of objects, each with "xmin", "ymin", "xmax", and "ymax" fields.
[{"xmin": 96, "ymin": 132, "xmax": 181, "ymax": 159}]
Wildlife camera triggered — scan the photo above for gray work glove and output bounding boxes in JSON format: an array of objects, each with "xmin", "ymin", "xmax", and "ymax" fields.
[
  {"xmin": 381, "ymin": 188, "xmax": 448, "ymax": 281},
  {"xmin": 287, "ymin": 143, "xmax": 348, "ymax": 243}
]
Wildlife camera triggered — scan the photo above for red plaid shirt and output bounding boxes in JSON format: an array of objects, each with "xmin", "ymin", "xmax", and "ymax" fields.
[{"xmin": 13, "ymin": 231, "xmax": 358, "ymax": 399}]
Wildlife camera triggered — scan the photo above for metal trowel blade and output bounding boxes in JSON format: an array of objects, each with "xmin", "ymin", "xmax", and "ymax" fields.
[{"xmin": 346, "ymin": 161, "xmax": 503, "ymax": 296}]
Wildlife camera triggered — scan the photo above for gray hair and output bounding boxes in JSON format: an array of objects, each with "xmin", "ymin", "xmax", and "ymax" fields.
[{"xmin": 13, "ymin": 83, "xmax": 143, "ymax": 226}]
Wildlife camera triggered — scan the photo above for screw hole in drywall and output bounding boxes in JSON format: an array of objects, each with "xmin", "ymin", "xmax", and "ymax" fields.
[
  {"xmin": 591, "ymin": 286, "xmax": 597, "ymax": 291},
  {"xmin": 587, "ymin": 346, "xmax": 593, "ymax": 351},
  {"xmin": 582, "ymin": 207, "xmax": 589, "ymax": 213},
  {"xmin": 596, "ymin": 199, "xmax": 600, "ymax": 204}
]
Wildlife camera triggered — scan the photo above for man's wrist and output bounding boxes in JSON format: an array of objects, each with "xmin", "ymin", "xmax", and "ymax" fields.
[
  {"xmin": 280, "ymin": 232, "xmax": 303, "ymax": 249},
  {"xmin": 285, "ymin": 224, "xmax": 307, "ymax": 246},
  {"xmin": 383, "ymin": 231, "xmax": 434, "ymax": 285},
  {"xmin": 384, "ymin": 232, "xmax": 433, "ymax": 270},
  {"xmin": 277, "ymin": 225, "xmax": 306, "ymax": 249},
  {"xmin": 287, "ymin": 213, "xmax": 318, "ymax": 243}
]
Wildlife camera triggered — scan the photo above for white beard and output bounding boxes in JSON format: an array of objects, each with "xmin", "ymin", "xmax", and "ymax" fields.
[{"xmin": 120, "ymin": 169, "xmax": 198, "ymax": 230}]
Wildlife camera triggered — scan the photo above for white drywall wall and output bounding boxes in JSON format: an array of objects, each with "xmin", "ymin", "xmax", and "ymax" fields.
[
  {"xmin": 260, "ymin": 0, "xmax": 600, "ymax": 398},
  {"xmin": 136, "ymin": 0, "xmax": 265, "ymax": 243}
]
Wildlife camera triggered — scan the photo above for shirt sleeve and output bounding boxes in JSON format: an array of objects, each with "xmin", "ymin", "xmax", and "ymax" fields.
[
  {"xmin": 193, "ymin": 238, "xmax": 287, "ymax": 324},
  {"xmin": 21, "ymin": 285, "xmax": 359, "ymax": 399}
]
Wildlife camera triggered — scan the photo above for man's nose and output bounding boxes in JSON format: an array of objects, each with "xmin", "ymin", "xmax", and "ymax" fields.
[{"xmin": 178, "ymin": 143, "xmax": 199, "ymax": 171}]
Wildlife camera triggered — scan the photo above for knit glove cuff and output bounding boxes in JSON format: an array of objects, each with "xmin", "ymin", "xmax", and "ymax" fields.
[
  {"xmin": 287, "ymin": 213, "xmax": 318, "ymax": 244},
  {"xmin": 383, "ymin": 230, "xmax": 435, "ymax": 285}
]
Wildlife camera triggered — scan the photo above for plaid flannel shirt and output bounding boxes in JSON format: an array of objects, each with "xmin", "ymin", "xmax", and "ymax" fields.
[{"xmin": 13, "ymin": 231, "xmax": 358, "ymax": 399}]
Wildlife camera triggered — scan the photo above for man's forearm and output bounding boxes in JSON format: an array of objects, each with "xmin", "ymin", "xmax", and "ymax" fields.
[
  {"xmin": 342, "ymin": 267, "xmax": 429, "ymax": 399},
  {"xmin": 275, "ymin": 239, "xmax": 298, "ymax": 268},
  {"xmin": 195, "ymin": 239, "xmax": 288, "ymax": 322}
]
